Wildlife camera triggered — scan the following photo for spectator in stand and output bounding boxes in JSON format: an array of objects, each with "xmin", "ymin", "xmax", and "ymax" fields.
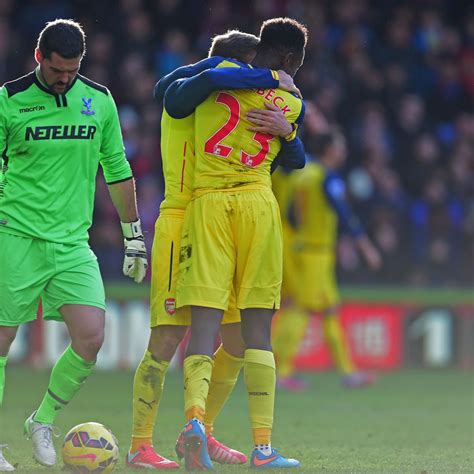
[
  {"xmin": 2, "ymin": 0, "xmax": 470, "ymax": 287},
  {"xmin": 410, "ymin": 175, "xmax": 464, "ymax": 285}
]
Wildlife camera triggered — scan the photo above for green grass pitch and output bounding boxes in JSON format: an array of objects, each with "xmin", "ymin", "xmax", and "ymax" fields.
[{"xmin": 2, "ymin": 368, "xmax": 473, "ymax": 472}]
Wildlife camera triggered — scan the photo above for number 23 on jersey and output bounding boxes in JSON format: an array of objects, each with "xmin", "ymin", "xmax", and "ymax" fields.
[{"xmin": 204, "ymin": 92, "xmax": 273, "ymax": 168}]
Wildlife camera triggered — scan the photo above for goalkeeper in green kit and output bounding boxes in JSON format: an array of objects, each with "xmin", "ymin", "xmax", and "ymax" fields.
[{"xmin": 0, "ymin": 19, "xmax": 147, "ymax": 471}]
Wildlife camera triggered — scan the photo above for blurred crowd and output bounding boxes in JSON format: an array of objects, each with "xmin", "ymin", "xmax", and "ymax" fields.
[{"xmin": 1, "ymin": 0, "xmax": 472, "ymax": 286}]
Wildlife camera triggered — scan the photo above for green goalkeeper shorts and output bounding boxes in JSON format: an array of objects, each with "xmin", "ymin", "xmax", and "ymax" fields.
[{"xmin": 0, "ymin": 232, "xmax": 106, "ymax": 326}]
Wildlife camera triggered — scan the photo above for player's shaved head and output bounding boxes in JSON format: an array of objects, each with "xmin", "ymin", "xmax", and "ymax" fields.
[
  {"xmin": 255, "ymin": 17, "xmax": 308, "ymax": 77},
  {"xmin": 259, "ymin": 17, "xmax": 308, "ymax": 53},
  {"xmin": 209, "ymin": 30, "xmax": 259, "ymax": 63},
  {"xmin": 37, "ymin": 19, "xmax": 86, "ymax": 59}
]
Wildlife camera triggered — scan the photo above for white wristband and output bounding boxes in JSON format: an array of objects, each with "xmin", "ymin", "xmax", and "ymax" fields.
[{"xmin": 121, "ymin": 219, "xmax": 143, "ymax": 239}]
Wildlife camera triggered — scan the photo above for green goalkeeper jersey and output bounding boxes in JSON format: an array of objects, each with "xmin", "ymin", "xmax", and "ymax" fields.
[{"xmin": 0, "ymin": 69, "xmax": 132, "ymax": 244}]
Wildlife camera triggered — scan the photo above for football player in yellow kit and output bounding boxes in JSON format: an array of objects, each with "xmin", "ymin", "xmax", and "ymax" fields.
[
  {"xmin": 166, "ymin": 18, "xmax": 307, "ymax": 470},
  {"xmin": 127, "ymin": 30, "xmax": 305, "ymax": 469},
  {"xmin": 271, "ymin": 102, "xmax": 328, "ymax": 392},
  {"xmin": 270, "ymin": 165, "xmax": 310, "ymax": 391},
  {"xmin": 273, "ymin": 128, "xmax": 382, "ymax": 391}
]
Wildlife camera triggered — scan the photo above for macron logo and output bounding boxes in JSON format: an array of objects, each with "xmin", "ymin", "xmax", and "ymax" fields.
[{"xmin": 19, "ymin": 105, "xmax": 45, "ymax": 113}]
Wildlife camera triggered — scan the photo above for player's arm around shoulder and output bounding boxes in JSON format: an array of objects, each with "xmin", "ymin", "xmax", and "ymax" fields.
[
  {"xmin": 274, "ymin": 85, "xmax": 305, "ymax": 129},
  {"xmin": 247, "ymin": 82, "xmax": 305, "ymax": 139},
  {"xmin": 278, "ymin": 96, "xmax": 306, "ymax": 168},
  {"xmin": 164, "ymin": 64, "xmax": 281, "ymax": 119},
  {"xmin": 288, "ymin": 94, "xmax": 306, "ymax": 129},
  {"xmin": 246, "ymin": 87, "xmax": 306, "ymax": 172},
  {"xmin": 153, "ymin": 56, "xmax": 225, "ymax": 103}
]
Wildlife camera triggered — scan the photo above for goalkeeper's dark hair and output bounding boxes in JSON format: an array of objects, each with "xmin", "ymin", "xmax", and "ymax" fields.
[
  {"xmin": 209, "ymin": 30, "xmax": 259, "ymax": 63},
  {"xmin": 258, "ymin": 17, "xmax": 308, "ymax": 56},
  {"xmin": 37, "ymin": 19, "xmax": 86, "ymax": 59}
]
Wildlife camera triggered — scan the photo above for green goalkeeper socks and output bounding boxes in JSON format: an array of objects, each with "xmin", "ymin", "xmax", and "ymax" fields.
[
  {"xmin": 34, "ymin": 346, "xmax": 95, "ymax": 424},
  {"xmin": 0, "ymin": 355, "xmax": 7, "ymax": 406}
]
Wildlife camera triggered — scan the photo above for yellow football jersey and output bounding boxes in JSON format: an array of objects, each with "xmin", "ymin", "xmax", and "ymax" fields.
[
  {"xmin": 272, "ymin": 168, "xmax": 301, "ymax": 300},
  {"xmin": 193, "ymin": 73, "xmax": 304, "ymax": 193},
  {"xmin": 159, "ymin": 109, "xmax": 195, "ymax": 211},
  {"xmin": 293, "ymin": 161, "xmax": 338, "ymax": 248},
  {"xmin": 272, "ymin": 168, "xmax": 295, "ymax": 222},
  {"xmin": 159, "ymin": 60, "xmax": 250, "ymax": 210}
]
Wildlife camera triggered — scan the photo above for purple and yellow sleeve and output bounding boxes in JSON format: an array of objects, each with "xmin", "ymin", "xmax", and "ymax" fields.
[
  {"xmin": 164, "ymin": 66, "xmax": 280, "ymax": 119},
  {"xmin": 153, "ymin": 56, "xmax": 225, "ymax": 103}
]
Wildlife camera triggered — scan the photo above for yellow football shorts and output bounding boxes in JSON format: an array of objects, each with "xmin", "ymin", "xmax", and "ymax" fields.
[
  {"xmin": 294, "ymin": 248, "xmax": 340, "ymax": 312},
  {"xmin": 150, "ymin": 209, "xmax": 239, "ymax": 327},
  {"xmin": 177, "ymin": 188, "xmax": 283, "ymax": 311}
]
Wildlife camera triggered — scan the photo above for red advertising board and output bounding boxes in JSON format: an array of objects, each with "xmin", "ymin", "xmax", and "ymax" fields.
[{"xmin": 294, "ymin": 303, "xmax": 405, "ymax": 370}]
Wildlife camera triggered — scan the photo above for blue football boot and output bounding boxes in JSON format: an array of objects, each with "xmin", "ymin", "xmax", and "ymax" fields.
[
  {"xmin": 250, "ymin": 447, "xmax": 300, "ymax": 468},
  {"xmin": 183, "ymin": 418, "xmax": 213, "ymax": 471}
]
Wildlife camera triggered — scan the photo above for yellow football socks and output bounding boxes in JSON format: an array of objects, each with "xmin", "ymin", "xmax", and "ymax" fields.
[
  {"xmin": 183, "ymin": 355, "xmax": 214, "ymax": 423},
  {"xmin": 204, "ymin": 345, "xmax": 244, "ymax": 435},
  {"xmin": 244, "ymin": 349, "xmax": 275, "ymax": 445},
  {"xmin": 131, "ymin": 351, "xmax": 169, "ymax": 451},
  {"xmin": 323, "ymin": 313, "xmax": 355, "ymax": 374},
  {"xmin": 272, "ymin": 307, "xmax": 309, "ymax": 378}
]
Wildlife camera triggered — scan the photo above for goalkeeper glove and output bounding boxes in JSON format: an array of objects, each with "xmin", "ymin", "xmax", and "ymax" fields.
[{"xmin": 121, "ymin": 219, "xmax": 148, "ymax": 283}]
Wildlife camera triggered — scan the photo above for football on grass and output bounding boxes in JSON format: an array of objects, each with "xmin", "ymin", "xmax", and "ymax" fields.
[{"xmin": 62, "ymin": 422, "xmax": 119, "ymax": 473}]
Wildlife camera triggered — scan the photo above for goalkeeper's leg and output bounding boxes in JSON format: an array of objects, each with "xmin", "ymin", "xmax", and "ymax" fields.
[
  {"xmin": 0, "ymin": 326, "xmax": 18, "ymax": 472},
  {"xmin": 27, "ymin": 305, "xmax": 104, "ymax": 467},
  {"xmin": 0, "ymin": 326, "xmax": 18, "ymax": 406}
]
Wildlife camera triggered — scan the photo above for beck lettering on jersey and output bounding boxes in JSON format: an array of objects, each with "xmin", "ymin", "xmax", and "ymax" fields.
[
  {"xmin": 25, "ymin": 125, "xmax": 97, "ymax": 141},
  {"xmin": 255, "ymin": 88, "xmax": 292, "ymax": 114}
]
